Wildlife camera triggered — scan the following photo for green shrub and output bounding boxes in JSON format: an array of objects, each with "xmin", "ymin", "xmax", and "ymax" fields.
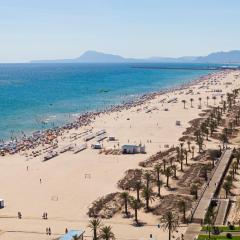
[{"xmin": 226, "ymin": 233, "xmax": 232, "ymax": 239}]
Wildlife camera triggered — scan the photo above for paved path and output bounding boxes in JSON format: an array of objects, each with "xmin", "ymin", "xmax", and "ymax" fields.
[
  {"xmin": 192, "ymin": 149, "xmax": 233, "ymax": 223},
  {"xmin": 184, "ymin": 224, "xmax": 202, "ymax": 240},
  {"xmin": 215, "ymin": 199, "xmax": 230, "ymax": 225},
  {"xmin": 184, "ymin": 149, "xmax": 233, "ymax": 240}
]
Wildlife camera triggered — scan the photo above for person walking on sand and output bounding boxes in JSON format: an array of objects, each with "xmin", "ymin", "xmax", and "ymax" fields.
[
  {"xmin": 46, "ymin": 227, "xmax": 49, "ymax": 235},
  {"xmin": 40, "ymin": 178, "xmax": 42, "ymax": 184},
  {"xmin": 48, "ymin": 227, "xmax": 51, "ymax": 236}
]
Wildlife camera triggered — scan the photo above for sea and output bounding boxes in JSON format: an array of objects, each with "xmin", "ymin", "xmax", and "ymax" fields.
[{"xmin": 0, "ymin": 63, "xmax": 219, "ymax": 141}]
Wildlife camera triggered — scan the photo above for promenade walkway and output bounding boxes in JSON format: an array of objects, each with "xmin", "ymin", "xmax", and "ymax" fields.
[
  {"xmin": 184, "ymin": 149, "xmax": 233, "ymax": 240},
  {"xmin": 192, "ymin": 149, "xmax": 233, "ymax": 223}
]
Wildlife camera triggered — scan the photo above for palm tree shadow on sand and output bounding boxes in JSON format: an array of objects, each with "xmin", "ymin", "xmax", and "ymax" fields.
[{"xmin": 130, "ymin": 221, "xmax": 147, "ymax": 227}]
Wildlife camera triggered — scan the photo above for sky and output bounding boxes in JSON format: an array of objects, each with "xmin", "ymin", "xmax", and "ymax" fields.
[{"xmin": 0, "ymin": 0, "xmax": 240, "ymax": 62}]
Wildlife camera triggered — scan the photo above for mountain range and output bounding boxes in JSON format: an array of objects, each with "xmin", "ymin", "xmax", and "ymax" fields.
[{"xmin": 31, "ymin": 50, "xmax": 240, "ymax": 64}]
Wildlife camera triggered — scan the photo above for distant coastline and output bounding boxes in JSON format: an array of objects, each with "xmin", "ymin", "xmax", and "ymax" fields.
[{"xmin": 30, "ymin": 50, "xmax": 240, "ymax": 64}]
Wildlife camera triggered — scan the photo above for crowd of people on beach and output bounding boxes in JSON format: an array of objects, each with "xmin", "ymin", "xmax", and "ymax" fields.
[{"xmin": 0, "ymin": 71, "xmax": 226, "ymax": 159}]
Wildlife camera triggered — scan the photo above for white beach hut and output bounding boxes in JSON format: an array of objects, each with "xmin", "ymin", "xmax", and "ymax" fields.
[{"xmin": 122, "ymin": 144, "xmax": 145, "ymax": 154}]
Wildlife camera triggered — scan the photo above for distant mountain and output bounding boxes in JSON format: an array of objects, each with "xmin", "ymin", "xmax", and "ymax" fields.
[
  {"xmin": 31, "ymin": 51, "xmax": 136, "ymax": 63},
  {"xmin": 76, "ymin": 51, "xmax": 127, "ymax": 63},
  {"xmin": 196, "ymin": 50, "xmax": 240, "ymax": 63},
  {"xmin": 31, "ymin": 50, "xmax": 240, "ymax": 64}
]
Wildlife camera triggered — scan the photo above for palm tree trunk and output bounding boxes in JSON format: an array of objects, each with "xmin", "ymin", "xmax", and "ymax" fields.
[
  {"xmin": 183, "ymin": 207, "xmax": 186, "ymax": 223},
  {"xmin": 94, "ymin": 229, "xmax": 97, "ymax": 240},
  {"xmin": 135, "ymin": 209, "xmax": 138, "ymax": 223},
  {"xmin": 124, "ymin": 200, "xmax": 128, "ymax": 215},
  {"xmin": 146, "ymin": 180, "xmax": 149, "ymax": 191},
  {"xmin": 137, "ymin": 188, "xmax": 140, "ymax": 202}
]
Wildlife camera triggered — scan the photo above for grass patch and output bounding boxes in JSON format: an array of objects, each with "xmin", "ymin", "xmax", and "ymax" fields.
[
  {"xmin": 198, "ymin": 235, "xmax": 240, "ymax": 240},
  {"xmin": 201, "ymin": 226, "xmax": 240, "ymax": 232}
]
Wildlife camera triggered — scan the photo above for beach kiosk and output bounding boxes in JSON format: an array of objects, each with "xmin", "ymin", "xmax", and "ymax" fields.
[
  {"xmin": 0, "ymin": 199, "xmax": 4, "ymax": 208},
  {"xmin": 59, "ymin": 229, "xmax": 84, "ymax": 240},
  {"xmin": 122, "ymin": 144, "xmax": 145, "ymax": 154}
]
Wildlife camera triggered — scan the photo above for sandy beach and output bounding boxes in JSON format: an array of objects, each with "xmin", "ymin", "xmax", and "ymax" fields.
[{"xmin": 0, "ymin": 69, "xmax": 240, "ymax": 240}]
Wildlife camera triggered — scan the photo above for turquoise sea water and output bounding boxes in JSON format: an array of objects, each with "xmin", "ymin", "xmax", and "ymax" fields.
[{"xmin": 0, "ymin": 63, "xmax": 217, "ymax": 140}]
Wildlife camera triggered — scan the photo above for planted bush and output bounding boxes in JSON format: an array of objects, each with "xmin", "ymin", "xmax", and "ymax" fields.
[{"xmin": 226, "ymin": 233, "xmax": 232, "ymax": 239}]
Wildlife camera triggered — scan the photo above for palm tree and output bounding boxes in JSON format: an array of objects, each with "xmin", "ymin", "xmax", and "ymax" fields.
[
  {"xmin": 198, "ymin": 97, "xmax": 202, "ymax": 108},
  {"xmin": 133, "ymin": 180, "xmax": 142, "ymax": 202},
  {"xmin": 212, "ymin": 96, "xmax": 217, "ymax": 105},
  {"xmin": 156, "ymin": 179, "xmax": 163, "ymax": 197},
  {"xmin": 232, "ymin": 161, "xmax": 238, "ymax": 174},
  {"xmin": 172, "ymin": 164, "xmax": 177, "ymax": 178},
  {"xmin": 154, "ymin": 164, "xmax": 162, "ymax": 197},
  {"xmin": 220, "ymin": 133, "xmax": 228, "ymax": 149},
  {"xmin": 178, "ymin": 200, "xmax": 187, "ymax": 223},
  {"xmin": 191, "ymin": 145, "xmax": 195, "ymax": 159},
  {"xmin": 141, "ymin": 186, "xmax": 155, "ymax": 211},
  {"xmin": 187, "ymin": 141, "xmax": 191, "ymax": 152},
  {"xmin": 236, "ymin": 150, "xmax": 240, "ymax": 166},
  {"xmin": 179, "ymin": 154, "xmax": 184, "ymax": 172},
  {"xmin": 202, "ymin": 165, "xmax": 208, "ymax": 181},
  {"xmin": 130, "ymin": 197, "xmax": 142, "ymax": 224},
  {"xmin": 180, "ymin": 142, "xmax": 184, "ymax": 154},
  {"xmin": 154, "ymin": 164, "xmax": 161, "ymax": 183},
  {"xmin": 196, "ymin": 134, "xmax": 204, "ymax": 153},
  {"xmin": 220, "ymin": 94, "xmax": 223, "ymax": 104},
  {"xmin": 160, "ymin": 211, "xmax": 179, "ymax": 240},
  {"xmin": 144, "ymin": 171, "xmax": 152, "ymax": 191},
  {"xmin": 190, "ymin": 98, "xmax": 194, "ymax": 108},
  {"xmin": 164, "ymin": 166, "xmax": 173, "ymax": 188},
  {"xmin": 190, "ymin": 184, "xmax": 198, "ymax": 199},
  {"xmin": 223, "ymin": 181, "xmax": 231, "ymax": 198},
  {"xmin": 163, "ymin": 159, "xmax": 167, "ymax": 172},
  {"xmin": 182, "ymin": 100, "xmax": 186, "ymax": 109},
  {"xmin": 88, "ymin": 218, "xmax": 102, "ymax": 240},
  {"xmin": 120, "ymin": 192, "xmax": 130, "ymax": 216},
  {"xmin": 99, "ymin": 226, "xmax": 115, "ymax": 240},
  {"xmin": 205, "ymin": 207, "xmax": 214, "ymax": 239},
  {"xmin": 183, "ymin": 149, "xmax": 188, "ymax": 165}
]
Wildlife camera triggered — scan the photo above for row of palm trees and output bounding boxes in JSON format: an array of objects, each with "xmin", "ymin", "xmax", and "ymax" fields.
[
  {"xmin": 182, "ymin": 95, "xmax": 218, "ymax": 109},
  {"xmin": 182, "ymin": 87, "xmax": 240, "ymax": 111},
  {"xmin": 183, "ymin": 89, "xmax": 240, "ymax": 151},
  {"xmin": 119, "ymin": 140, "xmax": 199, "ymax": 225}
]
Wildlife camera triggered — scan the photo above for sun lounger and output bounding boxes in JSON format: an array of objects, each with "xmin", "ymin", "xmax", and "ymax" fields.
[{"xmin": 73, "ymin": 143, "xmax": 87, "ymax": 154}]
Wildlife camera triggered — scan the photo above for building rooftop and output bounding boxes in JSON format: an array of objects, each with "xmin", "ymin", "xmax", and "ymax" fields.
[{"xmin": 59, "ymin": 230, "xmax": 84, "ymax": 240}]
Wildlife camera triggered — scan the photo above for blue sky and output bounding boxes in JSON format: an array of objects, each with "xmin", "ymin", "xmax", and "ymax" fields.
[{"xmin": 0, "ymin": 0, "xmax": 240, "ymax": 62}]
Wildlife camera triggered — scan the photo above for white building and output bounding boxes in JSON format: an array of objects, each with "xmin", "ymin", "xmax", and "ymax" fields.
[{"xmin": 122, "ymin": 144, "xmax": 145, "ymax": 154}]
